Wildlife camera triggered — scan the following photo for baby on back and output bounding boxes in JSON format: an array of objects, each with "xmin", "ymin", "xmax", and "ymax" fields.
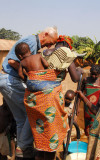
[{"xmin": 15, "ymin": 42, "xmax": 49, "ymax": 80}]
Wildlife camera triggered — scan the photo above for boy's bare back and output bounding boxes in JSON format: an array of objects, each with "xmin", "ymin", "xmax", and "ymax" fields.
[
  {"xmin": 21, "ymin": 54, "xmax": 49, "ymax": 72},
  {"xmin": 18, "ymin": 54, "xmax": 49, "ymax": 80}
]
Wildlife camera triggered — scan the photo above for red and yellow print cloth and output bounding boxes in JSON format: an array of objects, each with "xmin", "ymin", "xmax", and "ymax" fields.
[{"xmin": 24, "ymin": 69, "xmax": 69, "ymax": 152}]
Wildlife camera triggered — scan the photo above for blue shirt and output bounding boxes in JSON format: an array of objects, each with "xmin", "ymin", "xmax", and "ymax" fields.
[{"xmin": 2, "ymin": 35, "xmax": 41, "ymax": 77}]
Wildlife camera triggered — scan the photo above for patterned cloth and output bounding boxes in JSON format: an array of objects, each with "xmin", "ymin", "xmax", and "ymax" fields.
[
  {"xmin": 84, "ymin": 83, "xmax": 100, "ymax": 136},
  {"xmin": 86, "ymin": 108, "xmax": 100, "ymax": 160},
  {"xmin": 43, "ymin": 47, "xmax": 76, "ymax": 70},
  {"xmin": 24, "ymin": 69, "xmax": 69, "ymax": 152},
  {"xmin": 57, "ymin": 35, "xmax": 73, "ymax": 50}
]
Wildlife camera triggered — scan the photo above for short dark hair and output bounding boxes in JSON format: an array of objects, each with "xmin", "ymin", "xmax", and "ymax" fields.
[
  {"xmin": 90, "ymin": 64, "xmax": 100, "ymax": 74},
  {"xmin": 65, "ymin": 90, "xmax": 75, "ymax": 100},
  {"xmin": 15, "ymin": 42, "xmax": 30, "ymax": 57}
]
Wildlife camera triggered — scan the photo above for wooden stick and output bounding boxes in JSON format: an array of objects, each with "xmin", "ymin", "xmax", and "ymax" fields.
[{"xmin": 63, "ymin": 74, "xmax": 83, "ymax": 160}]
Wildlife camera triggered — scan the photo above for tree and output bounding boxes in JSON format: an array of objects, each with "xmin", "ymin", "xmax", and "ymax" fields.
[
  {"xmin": 0, "ymin": 28, "xmax": 22, "ymax": 40},
  {"xmin": 88, "ymin": 41, "xmax": 100, "ymax": 64},
  {"xmin": 71, "ymin": 35, "xmax": 95, "ymax": 54},
  {"xmin": 71, "ymin": 35, "xmax": 100, "ymax": 66}
]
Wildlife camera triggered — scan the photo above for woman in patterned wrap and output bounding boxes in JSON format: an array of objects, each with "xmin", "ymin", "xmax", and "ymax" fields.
[
  {"xmin": 81, "ymin": 64, "xmax": 100, "ymax": 137},
  {"xmin": 16, "ymin": 35, "xmax": 83, "ymax": 160},
  {"xmin": 76, "ymin": 90, "xmax": 100, "ymax": 160}
]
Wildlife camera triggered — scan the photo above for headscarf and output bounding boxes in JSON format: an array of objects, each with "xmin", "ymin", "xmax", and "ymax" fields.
[{"xmin": 57, "ymin": 35, "xmax": 73, "ymax": 50}]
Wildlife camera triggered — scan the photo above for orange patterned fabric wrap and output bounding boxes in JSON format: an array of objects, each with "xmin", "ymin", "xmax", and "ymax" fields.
[
  {"xmin": 27, "ymin": 69, "xmax": 61, "ymax": 81},
  {"xmin": 24, "ymin": 69, "xmax": 69, "ymax": 152}
]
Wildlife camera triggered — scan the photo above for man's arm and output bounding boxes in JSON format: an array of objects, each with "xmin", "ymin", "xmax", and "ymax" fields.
[{"xmin": 8, "ymin": 59, "xmax": 20, "ymax": 70}]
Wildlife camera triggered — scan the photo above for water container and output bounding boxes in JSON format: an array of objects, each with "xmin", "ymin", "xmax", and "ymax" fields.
[
  {"xmin": 66, "ymin": 153, "xmax": 86, "ymax": 160},
  {"xmin": 68, "ymin": 141, "xmax": 88, "ymax": 153}
]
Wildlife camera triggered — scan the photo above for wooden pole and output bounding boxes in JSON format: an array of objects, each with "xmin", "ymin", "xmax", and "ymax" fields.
[{"xmin": 63, "ymin": 74, "xmax": 83, "ymax": 160}]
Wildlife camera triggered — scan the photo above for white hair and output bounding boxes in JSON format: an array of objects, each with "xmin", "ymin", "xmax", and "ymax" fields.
[{"xmin": 43, "ymin": 26, "xmax": 58, "ymax": 38}]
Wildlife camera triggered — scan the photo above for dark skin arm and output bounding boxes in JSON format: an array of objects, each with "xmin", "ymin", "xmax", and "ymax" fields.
[
  {"xmin": 76, "ymin": 90, "xmax": 97, "ymax": 115},
  {"xmin": 68, "ymin": 62, "xmax": 83, "ymax": 82},
  {"xmin": 41, "ymin": 56, "xmax": 49, "ymax": 68},
  {"xmin": 8, "ymin": 60, "xmax": 27, "ymax": 80},
  {"xmin": 80, "ymin": 78, "xmax": 87, "ymax": 92},
  {"xmin": 8, "ymin": 59, "xmax": 20, "ymax": 70},
  {"xmin": 18, "ymin": 63, "xmax": 27, "ymax": 81}
]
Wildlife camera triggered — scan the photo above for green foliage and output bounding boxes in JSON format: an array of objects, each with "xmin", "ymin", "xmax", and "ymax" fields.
[
  {"xmin": 0, "ymin": 28, "xmax": 22, "ymax": 40},
  {"xmin": 94, "ymin": 41, "xmax": 100, "ymax": 53},
  {"xmin": 71, "ymin": 35, "xmax": 95, "ymax": 54},
  {"xmin": 71, "ymin": 35, "xmax": 100, "ymax": 64},
  {"xmin": 88, "ymin": 41, "xmax": 100, "ymax": 63}
]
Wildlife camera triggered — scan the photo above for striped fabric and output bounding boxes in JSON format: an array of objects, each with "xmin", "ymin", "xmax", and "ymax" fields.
[{"xmin": 43, "ymin": 47, "xmax": 76, "ymax": 70}]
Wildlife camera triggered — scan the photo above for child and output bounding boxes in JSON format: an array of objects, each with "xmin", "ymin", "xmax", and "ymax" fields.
[
  {"xmin": 64, "ymin": 90, "xmax": 75, "ymax": 117},
  {"xmin": 64, "ymin": 90, "xmax": 75, "ymax": 107},
  {"xmin": 15, "ymin": 42, "xmax": 49, "ymax": 81}
]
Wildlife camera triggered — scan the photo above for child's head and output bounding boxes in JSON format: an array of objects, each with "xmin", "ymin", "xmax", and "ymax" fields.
[
  {"xmin": 65, "ymin": 90, "xmax": 75, "ymax": 105},
  {"xmin": 90, "ymin": 64, "xmax": 100, "ymax": 80},
  {"xmin": 15, "ymin": 42, "xmax": 31, "ymax": 60}
]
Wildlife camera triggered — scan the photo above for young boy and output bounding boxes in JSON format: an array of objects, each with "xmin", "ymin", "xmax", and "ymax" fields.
[
  {"xmin": 15, "ymin": 42, "xmax": 49, "ymax": 81},
  {"xmin": 64, "ymin": 90, "xmax": 75, "ymax": 117},
  {"xmin": 64, "ymin": 90, "xmax": 75, "ymax": 107}
]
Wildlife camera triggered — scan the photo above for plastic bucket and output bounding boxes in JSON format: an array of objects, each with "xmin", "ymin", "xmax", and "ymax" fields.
[{"xmin": 68, "ymin": 141, "xmax": 88, "ymax": 153}]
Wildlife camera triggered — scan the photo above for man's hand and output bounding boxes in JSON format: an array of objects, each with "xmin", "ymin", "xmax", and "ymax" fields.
[{"xmin": 8, "ymin": 59, "xmax": 20, "ymax": 70}]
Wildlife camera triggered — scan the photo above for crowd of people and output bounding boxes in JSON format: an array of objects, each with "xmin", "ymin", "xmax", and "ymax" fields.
[{"xmin": 0, "ymin": 26, "xmax": 99, "ymax": 160}]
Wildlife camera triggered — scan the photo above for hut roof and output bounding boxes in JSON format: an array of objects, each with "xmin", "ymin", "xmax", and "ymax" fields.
[{"xmin": 0, "ymin": 39, "xmax": 16, "ymax": 51}]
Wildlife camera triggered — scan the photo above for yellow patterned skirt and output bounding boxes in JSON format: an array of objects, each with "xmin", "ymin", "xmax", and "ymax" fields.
[{"xmin": 24, "ymin": 69, "xmax": 69, "ymax": 152}]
